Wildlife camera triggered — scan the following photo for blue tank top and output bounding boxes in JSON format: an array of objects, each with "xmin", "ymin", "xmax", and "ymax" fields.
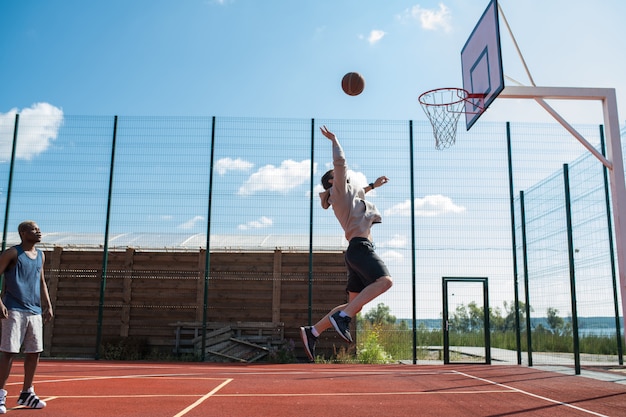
[{"xmin": 2, "ymin": 245, "xmax": 42, "ymax": 314}]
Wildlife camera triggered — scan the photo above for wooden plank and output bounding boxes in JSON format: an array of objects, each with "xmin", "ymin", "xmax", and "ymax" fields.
[
  {"xmin": 119, "ymin": 248, "xmax": 134, "ymax": 337},
  {"xmin": 206, "ymin": 347, "xmax": 247, "ymax": 362},
  {"xmin": 204, "ymin": 326, "xmax": 232, "ymax": 344},
  {"xmin": 41, "ymin": 249, "xmax": 347, "ymax": 358},
  {"xmin": 272, "ymin": 250, "xmax": 282, "ymax": 323},
  {"xmin": 43, "ymin": 246, "xmax": 63, "ymax": 356},
  {"xmin": 196, "ymin": 250, "xmax": 206, "ymax": 322}
]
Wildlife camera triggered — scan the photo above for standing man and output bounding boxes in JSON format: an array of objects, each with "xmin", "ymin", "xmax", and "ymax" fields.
[
  {"xmin": 0, "ymin": 221, "xmax": 53, "ymax": 413},
  {"xmin": 300, "ymin": 126, "xmax": 393, "ymax": 362}
]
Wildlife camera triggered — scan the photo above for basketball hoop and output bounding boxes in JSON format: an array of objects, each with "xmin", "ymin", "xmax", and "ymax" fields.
[{"xmin": 419, "ymin": 88, "xmax": 484, "ymax": 150}]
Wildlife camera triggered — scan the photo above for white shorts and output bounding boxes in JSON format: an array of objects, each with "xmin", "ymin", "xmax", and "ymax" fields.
[{"xmin": 0, "ymin": 310, "xmax": 44, "ymax": 354}]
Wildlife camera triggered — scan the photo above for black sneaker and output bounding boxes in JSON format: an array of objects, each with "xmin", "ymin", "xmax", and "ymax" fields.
[
  {"xmin": 329, "ymin": 312, "xmax": 353, "ymax": 343},
  {"xmin": 17, "ymin": 387, "xmax": 46, "ymax": 409},
  {"xmin": 300, "ymin": 326, "xmax": 317, "ymax": 362}
]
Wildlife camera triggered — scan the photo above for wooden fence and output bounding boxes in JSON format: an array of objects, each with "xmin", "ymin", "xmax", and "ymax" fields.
[{"xmin": 43, "ymin": 247, "xmax": 349, "ymax": 360}]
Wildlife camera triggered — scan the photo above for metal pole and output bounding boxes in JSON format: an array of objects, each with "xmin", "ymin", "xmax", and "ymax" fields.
[
  {"xmin": 483, "ymin": 278, "xmax": 491, "ymax": 365},
  {"xmin": 0, "ymin": 114, "xmax": 19, "ymax": 292},
  {"xmin": 600, "ymin": 90, "xmax": 626, "ymax": 350},
  {"xmin": 442, "ymin": 278, "xmax": 450, "ymax": 364},
  {"xmin": 497, "ymin": 2, "xmax": 536, "ymax": 87},
  {"xmin": 499, "ymin": 86, "xmax": 626, "ymax": 349},
  {"xmin": 563, "ymin": 164, "xmax": 581, "ymax": 375},
  {"xmin": 409, "ymin": 120, "xmax": 417, "ymax": 364},
  {"xmin": 95, "ymin": 115, "xmax": 118, "ymax": 359},
  {"xmin": 505, "ymin": 122, "xmax": 522, "ymax": 365},
  {"xmin": 201, "ymin": 116, "xmax": 216, "ymax": 361},
  {"xmin": 2, "ymin": 114, "xmax": 19, "ymax": 252},
  {"xmin": 520, "ymin": 191, "xmax": 532, "ymax": 366},
  {"xmin": 308, "ymin": 119, "xmax": 315, "ymax": 326},
  {"xmin": 600, "ymin": 126, "xmax": 623, "ymax": 365}
]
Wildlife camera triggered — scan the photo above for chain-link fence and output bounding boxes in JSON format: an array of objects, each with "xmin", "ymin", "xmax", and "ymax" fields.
[{"xmin": 0, "ymin": 113, "xmax": 623, "ymax": 364}]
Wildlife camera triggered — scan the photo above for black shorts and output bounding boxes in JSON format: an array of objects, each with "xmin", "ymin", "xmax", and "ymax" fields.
[{"xmin": 344, "ymin": 237, "xmax": 390, "ymax": 293}]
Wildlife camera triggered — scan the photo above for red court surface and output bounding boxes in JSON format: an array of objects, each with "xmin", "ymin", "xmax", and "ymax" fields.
[{"xmin": 2, "ymin": 360, "xmax": 625, "ymax": 416}]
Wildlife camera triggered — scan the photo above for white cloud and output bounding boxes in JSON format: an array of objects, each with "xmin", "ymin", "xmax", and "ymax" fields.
[
  {"xmin": 0, "ymin": 102, "xmax": 63, "ymax": 162},
  {"xmin": 215, "ymin": 157, "xmax": 254, "ymax": 175},
  {"xmin": 367, "ymin": 29, "xmax": 385, "ymax": 45},
  {"xmin": 311, "ymin": 169, "xmax": 375, "ymax": 198},
  {"xmin": 179, "ymin": 215, "xmax": 205, "ymax": 230},
  {"xmin": 313, "ymin": 183, "xmax": 325, "ymax": 195},
  {"xmin": 400, "ymin": 3, "xmax": 452, "ymax": 33},
  {"xmin": 384, "ymin": 195, "xmax": 466, "ymax": 217},
  {"xmin": 238, "ymin": 159, "xmax": 315, "ymax": 195},
  {"xmin": 379, "ymin": 249, "xmax": 404, "ymax": 261},
  {"xmin": 238, "ymin": 216, "xmax": 272, "ymax": 230},
  {"xmin": 347, "ymin": 170, "xmax": 370, "ymax": 191},
  {"xmin": 381, "ymin": 234, "xmax": 407, "ymax": 248}
]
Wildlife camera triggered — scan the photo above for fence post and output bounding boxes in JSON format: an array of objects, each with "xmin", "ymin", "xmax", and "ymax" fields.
[
  {"xmin": 1, "ymin": 113, "xmax": 19, "ymax": 254},
  {"xmin": 520, "ymin": 190, "xmax": 533, "ymax": 366},
  {"xmin": 201, "ymin": 116, "xmax": 217, "ymax": 361},
  {"xmin": 409, "ymin": 120, "xmax": 417, "ymax": 364},
  {"xmin": 95, "ymin": 115, "xmax": 118, "ymax": 360},
  {"xmin": 308, "ymin": 118, "xmax": 315, "ymax": 325},
  {"xmin": 563, "ymin": 163, "xmax": 581, "ymax": 375},
  {"xmin": 600, "ymin": 126, "xmax": 624, "ymax": 365},
  {"xmin": 506, "ymin": 122, "xmax": 522, "ymax": 365}
]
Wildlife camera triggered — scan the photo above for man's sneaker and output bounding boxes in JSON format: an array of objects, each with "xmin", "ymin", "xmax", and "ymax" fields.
[
  {"xmin": 0, "ymin": 389, "xmax": 6, "ymax": 414},
  {"xmin": 329, "ymin": 312, "xmax": 353, "ymax": 343},
  {"xmin": 300, "ymin": 326, "xmax": 317, "ymax": 362},
  {"xmin": 17, "ymin": 387, "xmax": 46, "ymax": 409}
]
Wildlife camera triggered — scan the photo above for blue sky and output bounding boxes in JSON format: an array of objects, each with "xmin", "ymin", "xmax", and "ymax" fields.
[
  {"xmin": 1, "ymin": 0, "xmax": 625, "ymax": 320},
  {"xmin": 1, "ymin": 0, "xmax": 625, "ymax": 124}
]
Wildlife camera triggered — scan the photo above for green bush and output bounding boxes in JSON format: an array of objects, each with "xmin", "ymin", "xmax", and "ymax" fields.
[{"xmin": 357, "ymin": 325, "xmax": 392, "ymax": 364}]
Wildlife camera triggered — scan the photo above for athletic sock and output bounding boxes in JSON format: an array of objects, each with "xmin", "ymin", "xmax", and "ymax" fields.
[
  {"xmin": 311, "ymin": 327, "xmax": 320, "ymax": 337},
  {"xmin": 338, "ymin": 311, "xmax": 349, "ymax": 318}
]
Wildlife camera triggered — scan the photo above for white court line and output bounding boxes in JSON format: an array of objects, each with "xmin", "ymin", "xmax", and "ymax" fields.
[
  {"xmin": 214, "ymin": 390, "xmax": 516, "ymax": 397},
  {"xmin": 454, "ymin": 370, "xmax": 609, "ymax": 417},
  {"xmin": 20, "ymin": 373, "xmax": 230, "ymax": 386},
  {"xmin": 160, "ymin": 369, "xmax": 459, "ymax": 378},
  {"xmin": 26, "ymin": 374, "xmax": 234, "ymax": 416},
  {"xmin": 172, "ymin": 379, "xmax": 233, "ymax": 417}
]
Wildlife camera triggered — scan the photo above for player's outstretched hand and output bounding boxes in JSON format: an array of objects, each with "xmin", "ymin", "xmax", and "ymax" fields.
[
  {"xmin": 320, "ymin": 125, "xmax": 337, "ymax": 141},
  {"xmin": 374, "ymin": 176, "xmax": 389, "ymax": 188}
]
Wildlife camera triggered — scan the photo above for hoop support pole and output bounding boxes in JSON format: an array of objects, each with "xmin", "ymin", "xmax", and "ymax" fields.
[
  {"xmin": 500, "ymin": 85, "xmax": 626, "ymax": 347},
  {"xmin": 500, "ymin": 86, "xmax": 612, "ymax": 168}
]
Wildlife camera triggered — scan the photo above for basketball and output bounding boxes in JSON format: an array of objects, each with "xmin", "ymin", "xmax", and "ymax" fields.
[{"xmin": 341, "ymin": 72, "xmax": 365, "ymax": 96}]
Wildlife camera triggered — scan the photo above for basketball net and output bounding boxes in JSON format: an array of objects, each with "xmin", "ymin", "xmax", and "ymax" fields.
[{"xmin": 419, "ymin": 88, "xmax": 481, "ymax": 150}]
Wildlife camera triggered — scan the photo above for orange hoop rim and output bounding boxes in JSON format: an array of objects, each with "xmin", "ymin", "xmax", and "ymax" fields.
[
  {"xmin": 419, "ymin": 87, "xmax": 467, "ymax": 107},
  {"xmin": 418, "ymin": 87, "xmax": 485, "ymax": 110}
]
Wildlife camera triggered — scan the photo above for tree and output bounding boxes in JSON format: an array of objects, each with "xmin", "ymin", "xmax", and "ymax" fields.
[
  {"xmin": 491, "ymin": 300, "xmax": 528, "ymax": 332},
  {"xmin": 363, "ymin": 303, "xmax": 396, "ymax": 325},
  {"xmin": 449, "ymin": 300, "xmax": 528, "ymax": 333},
  {"xmin": 448, "ymin": 301, "xmax": 486, "ymax": 332},
  {"xmin": 546, "ymin": 307, "xmax": 569, "ymax": 336}
]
